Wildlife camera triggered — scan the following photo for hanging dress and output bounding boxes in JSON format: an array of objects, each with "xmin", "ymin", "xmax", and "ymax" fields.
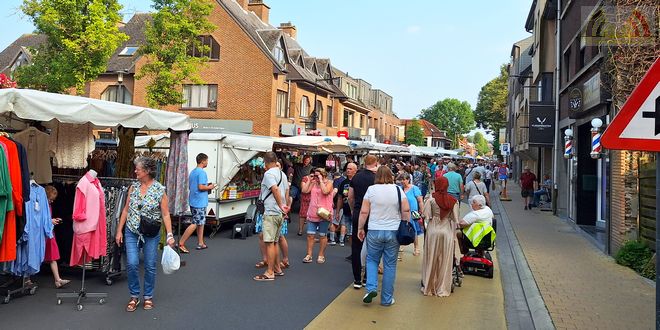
[{"xmin": 70, "ymin": 173, "xmax": 107, "ymax": 266}]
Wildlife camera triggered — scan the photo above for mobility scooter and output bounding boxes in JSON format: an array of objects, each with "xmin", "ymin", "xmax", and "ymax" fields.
[{"xmin": 459, "ymin": 219, "xmax": 496, "ymax": 278}]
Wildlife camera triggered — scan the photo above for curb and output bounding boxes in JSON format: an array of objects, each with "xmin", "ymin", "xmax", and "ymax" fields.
[{"xmin": 492, "ymin": 195, "xmax": 555, "ymax": 330}]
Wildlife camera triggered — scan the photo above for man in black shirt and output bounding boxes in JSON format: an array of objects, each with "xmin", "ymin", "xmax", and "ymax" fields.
[
  {"xmin": 335, "ymin": 162, "xmax": 357, "ymax": 247},
  {"xmin": 348, "ymin": 155, "xmax": 378, "ymax": 289}
]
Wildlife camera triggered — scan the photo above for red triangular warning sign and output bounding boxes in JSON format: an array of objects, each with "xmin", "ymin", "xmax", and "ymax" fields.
[{"xmin": 601, "ymin": 57, "xmax": 660, "ymax": 152}]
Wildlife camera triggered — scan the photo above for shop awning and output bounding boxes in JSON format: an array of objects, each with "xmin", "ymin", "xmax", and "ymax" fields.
[
  {"xmin": 0, "ymin": 88, "xmax": 192, "ymax": 131},
  {"xmin": 274, "ymin": 136, "xmax": 351, "ymax": 153}
]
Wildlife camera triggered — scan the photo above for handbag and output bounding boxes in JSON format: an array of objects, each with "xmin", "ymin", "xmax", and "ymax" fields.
[
  {"xmin": 256, "ymin": 171, "xmax": 283, "ymax": 215},
  {"xmin": 395, "ymin": 186, "xmax": 415, "ymax": 246},
  {"xmin": 139, "ymin": 211, "xmax": 162, "ymax": 238},
  {"xmin": 317, "ymin": 207, "xmax": 331, "ymax": 221}
]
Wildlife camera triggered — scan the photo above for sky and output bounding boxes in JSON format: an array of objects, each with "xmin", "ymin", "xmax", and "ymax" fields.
[{"xmin": 0, "ymin": 0, "xmax": 531, "ymax": 132}]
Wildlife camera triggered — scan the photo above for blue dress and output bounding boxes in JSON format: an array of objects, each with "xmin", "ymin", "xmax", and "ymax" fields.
[{"xmin": 404, "ymin": 185, "xmax": 424, "ymax": 235}]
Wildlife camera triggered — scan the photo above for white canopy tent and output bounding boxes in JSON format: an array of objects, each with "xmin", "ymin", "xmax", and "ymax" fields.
[
  {"xmin": 189, "ymin": 132, "xmax": 275, "ymax": 190},
  {"xmin": 274, "ymin": 135, "xmax": 351, "ymax": 153},
  {"xmin": 0, "ymin": 88, "xmax": 191, "ymax": 131}
]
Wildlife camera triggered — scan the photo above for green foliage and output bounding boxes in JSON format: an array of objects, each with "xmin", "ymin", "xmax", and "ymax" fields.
[
  {"xmin": 475, "ymin": 64, "xmax": 509, "ymax": 131},
  {"xmin": 137, "ymin": 0, "xmax": 215, "ymax": 108},
  {"xmin": 492, "ymin": 133, "xmax": 501, "ymax": 157},
  {"xmin": 419, "ymin": 98, "xmax": 475, "ymax": 149},
  {"xmin": 405, "ymin": 119, "xmax": 425, "ymax": 146},
  {"xmin": 17, "ymin": 0, "xmax": 128, "ymax": 94},
  {"xmin": 615, "ymin": 240, "xmax": 653, "ymax": 274},
  {"xmin": 473, "ymin": 132, "xmax": 490, "ymax": 156}
]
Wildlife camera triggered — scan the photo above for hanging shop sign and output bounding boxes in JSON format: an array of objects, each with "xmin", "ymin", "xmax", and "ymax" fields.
[
  {"xmin": 568, "ymin": 88, "xmax": 582, "ymax": 112},
  {"xmin": 569, "ymin": 73, "xmax": 602, "ymax": 117},
  {"xmin": 529, "ymin": 104, "xmax": 555, "ymax": 145}
]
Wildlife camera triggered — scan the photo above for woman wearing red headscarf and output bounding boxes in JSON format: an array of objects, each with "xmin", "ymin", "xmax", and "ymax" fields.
[{"xmin": 421, "ymin": 176, "xmax": 459, "ymax": 297}]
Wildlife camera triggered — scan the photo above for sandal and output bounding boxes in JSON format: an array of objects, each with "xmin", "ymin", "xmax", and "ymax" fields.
[
  {"xmin": 274, "ymin": 271, "xmax": 285, "ymax": 276},
  {"xmin": 178, "ymin": 245, "xmax": 190, "ymax": 254},
  {"xmin": 126, "ymin": 298, "xmax": 140, "ymax": 312},
  {"xmin": 143, "ymin": 299, "xmax": 154, "ymax": 310},
  {"xmin": 279, "ymin": 260, "xmax": 290, "ymax": 269},
  {"xmin": 195, "ymin": 244, "xmax": 208, "ymax": 250},
  {"xmin": 55, "ymin": 279, "xmax": 70, "ymax": 289},
  {"xmin": 253, "ymin": 274, "xmax": 275, "ymax": 281},
  {"xmin": 302, "ymin": 255, "xmax": 313, "ymax": 263},
  {"xmin": 317, "ymin": 256, "xmax": 326, "ymax": 264},
  {"xmin": 413, "ymin": 249, "xmax": 421, "ymax": 256},
  {"xmin": 255, "ymin": 261, "xmax": 268, "ymax": 268}
]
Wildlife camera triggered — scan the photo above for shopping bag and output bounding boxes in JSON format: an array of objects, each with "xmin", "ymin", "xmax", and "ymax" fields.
[{"xmin": 161, "ymin": 245, "xmax": 180, "ymax": 275}]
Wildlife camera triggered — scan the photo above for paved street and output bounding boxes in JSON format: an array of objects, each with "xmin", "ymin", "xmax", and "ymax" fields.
[{"xmin": 500, "ymin": 185, "xmax": 655, "ymax": 330}]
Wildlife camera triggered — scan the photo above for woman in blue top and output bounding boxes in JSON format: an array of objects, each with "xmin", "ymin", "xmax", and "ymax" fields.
[{"xmin": 397, "ymin": 172, "xmax": 424, "ymax": 256}]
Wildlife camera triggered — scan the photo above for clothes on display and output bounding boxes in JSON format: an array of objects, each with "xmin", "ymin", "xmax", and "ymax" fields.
[
  {"xmin": 10, "ymin": 183, "xmax": 53, "ymax": 276},
  {"xmin": 48, "ymin": 122, "xmax": 95, "ymax": 170},
  {"xmin": 101, "ymin": 182, "xmax": 129, "ymax": 274},
  {"xmin": 70, "ymin": 172, "xmax": 107, "ymax": 266},
  {"xmin": 116, "ymin": 127, "xmax": 137, "ymax": 178},
  {"xmin": 166, "ymin": 130, "xmax": 189, "ymax": 216},
  {"xmin": 89, "ymin": 150, "xmax": 117, "ymax": 178},
  {"xmin": 135, "ymin": 150, "xmax": 167, "ymax": 184},
  {"xmin": 0, "ymin": 133, "xmax": 30, "ymax": 262},
  {"xmin": 14, "ymin": 127, "xmax": 53, "ymax": 184}
]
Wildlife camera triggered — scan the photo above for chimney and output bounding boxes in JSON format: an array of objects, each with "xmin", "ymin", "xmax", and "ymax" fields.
[
  {"xmin": 248, "ymin": 0, "xmax": 270, "ymax": 24},
  {"xmin": 279, "ymin": 22, "xmax": 297, "ymax": 40},
  {"xmin": 237, "ymin": 0, "xmax": 248, "ymax": 10}
]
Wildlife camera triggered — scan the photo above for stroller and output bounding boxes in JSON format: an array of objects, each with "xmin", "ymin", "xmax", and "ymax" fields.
[{"xmin": 459, "ymin": 219, "xmax": 496, "ymax": 279}]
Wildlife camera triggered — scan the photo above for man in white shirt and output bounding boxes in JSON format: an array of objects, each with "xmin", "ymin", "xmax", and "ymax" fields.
[{"xmin": 457, "ymin": 195, "xmax": 494, "ymax": 254}]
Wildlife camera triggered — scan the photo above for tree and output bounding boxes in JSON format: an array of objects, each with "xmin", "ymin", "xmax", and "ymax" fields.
[
  {"xmin": 419, "ymin": 98, "xmax": 475, "ymax": 148},
  {"xmin": 473, "ymin": 132, "xmax": 490, "ymax": 156},
  {"xmin": 17, "ymin": 0, "xmax": 128, "ymax": 93},
  {"xmin": 405, "ymin": 119, "xmax": 425, "ymax": 146},
  {"xmin": 474, "ymin": 64, "xmax": 509, "ymax": 131},
  {"xmin": 137, "ymin": 0, "xmax": 215, "ymax": 108}
]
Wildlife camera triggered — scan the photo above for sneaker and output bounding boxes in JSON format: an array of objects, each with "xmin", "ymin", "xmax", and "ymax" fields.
[
  {"xmin": 362, "ymin": 291, "xmax": 377, "ymax": 303},
  {"xmin": 329, "ymin": 240, "xmax": 336, "ymax": 246},
  {"xmin": 353, "ymin": 281, "xmax": 362, "ymax": 289},
  {"xmin": 382, "ymin": 298, "xmax": 395, "ymax": 306},
  {"xmin": 339, "ymin": 241, "xmax": 345, "ymax": 247}
]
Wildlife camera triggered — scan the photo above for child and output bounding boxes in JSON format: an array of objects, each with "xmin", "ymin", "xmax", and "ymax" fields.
[{"xmin": 44, "ymin": 185, "xmax": 70, "ymax": 288}]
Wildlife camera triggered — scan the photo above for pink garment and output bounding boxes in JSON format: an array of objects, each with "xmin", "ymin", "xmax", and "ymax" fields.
[
  {"xmin": 70, "ymin": 173, "xmax": 107, "ymax": 266},
  {"xmin": 306, "ymin": 184, "xmax": 334, "ymax": 222}
]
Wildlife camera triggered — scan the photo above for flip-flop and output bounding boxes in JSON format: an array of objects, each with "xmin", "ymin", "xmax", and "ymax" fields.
[
  {"xmin": 279, "ymin": 261, "xmax": 290, "ymax": 269},
  {"xmin": 317, "ymin": 256, "xmax": 326, "ymax": 264},
  {"xmin": 274, "ymin": 271, "xmax": 285, "ymax": 276},
  {"xmin": 255, "ymin": 261, "xmax": 268, "ymax": 268},
  {"xmin": 302, "ymin": 255, "xmax": 313, "ymax": 263},
  {"xmin": 253, "ymin": 274, "xmax": 275, "ymax": 281},
  {"xmin": 196, "ymin": 244, "xmax": 208, "ymax": 250},
  {"xmin": 178, "ymin": 245, "xmax": 190, "ymax": 254}
]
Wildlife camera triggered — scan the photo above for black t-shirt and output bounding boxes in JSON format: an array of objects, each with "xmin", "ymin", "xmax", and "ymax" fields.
[
  {"xmin": 338, "ymin": 177, "xmax": 352, "ymax": 216},
  {"xmin": 349, "ymin": 168, "xmax": 375, "ymax": 215}
]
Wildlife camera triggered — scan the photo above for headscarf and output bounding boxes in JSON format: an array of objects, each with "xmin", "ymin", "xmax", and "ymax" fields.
[{"xmin": 432, "ymin": 176, "xmax": 457, "ymax": 219}]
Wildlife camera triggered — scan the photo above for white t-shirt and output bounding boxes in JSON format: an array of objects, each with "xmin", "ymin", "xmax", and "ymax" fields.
[
  {"xmin": 465, "ymin": 180, "xmax": 488, "ymax": 199},
  {"xmin": 485, "ymin": 170, "xmax": 493, "ymax": 180},
  {"xmin": 462, "ymin": 206, "xmax": 494, "ymax": 226},
  {"xmin": 364, "ymin": 184, "xmax": 407, "ymax": 231}
]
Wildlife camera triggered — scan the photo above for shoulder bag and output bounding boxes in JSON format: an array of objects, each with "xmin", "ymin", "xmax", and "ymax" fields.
[
  {"xmin": 139, "ymin": 190, "xmax": 163, "ymax": 238},
  {"xmin": 396, "ymin": 186, "xmax": 416, "ymax": 246},
  {"xmin": 256, "ymin": 170, "xmax": 283, "ymax": 215}
]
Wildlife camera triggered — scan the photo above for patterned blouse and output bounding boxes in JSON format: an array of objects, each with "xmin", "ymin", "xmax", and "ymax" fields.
[{"xmin": 127, "ymin": 181, "xmax": 165, "ymax": 235}]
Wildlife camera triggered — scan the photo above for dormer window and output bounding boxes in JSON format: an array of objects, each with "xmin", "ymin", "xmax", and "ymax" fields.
[
  {"xmin": 119, "ymin": 46, "xmax": 139, "ymax": 56},
  {"xmin": 297, "ymin": 55, "xmax": 305, "ymax": 68},
  {"xmin": 188, "ymin": 35, "xmax": 220, "ymax": 61},
  {"xmin": 272, "ymin": 38, "xmax": 287, "ymax": 66}
]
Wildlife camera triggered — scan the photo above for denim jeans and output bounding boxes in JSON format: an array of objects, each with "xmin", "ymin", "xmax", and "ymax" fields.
[
  {"xmin": 365, "ymin": 230, "xmax": 399, "ymax": 305},
  {"xmin": 124, "ymin": 227, "xmax": 160, "ymax": 299}
]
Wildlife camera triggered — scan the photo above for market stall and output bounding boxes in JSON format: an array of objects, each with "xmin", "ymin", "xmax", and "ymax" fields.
[{"xmin": 0, "ymin": 88, "xmax": 192, "ymax": 303}]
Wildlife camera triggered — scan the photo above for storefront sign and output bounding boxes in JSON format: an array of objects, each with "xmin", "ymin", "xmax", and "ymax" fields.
[
  {"xmin": 529, "ymin": 104, "xmax": 555, "ymax": 145},
  {"xmin": 191, "ymin": 119, "xmax": 253, "ymax": 134},
  {"xmin": 568, "ymin": 88, "xmax": 582, "ymax": 112},
  {"xmin": 337, "ymin": 130, "xmax": 349, "ymax": 138}
]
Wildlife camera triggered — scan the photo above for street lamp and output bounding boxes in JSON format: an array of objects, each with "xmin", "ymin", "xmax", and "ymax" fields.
[{"xmin": 308, "ymin": 76, "xmax": 340, "ymax": 131}]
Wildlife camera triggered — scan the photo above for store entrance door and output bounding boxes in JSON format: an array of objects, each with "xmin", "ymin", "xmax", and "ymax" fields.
[{"xmin": 576, "ymin": 124, "xmax": 597, "ymax": 226}]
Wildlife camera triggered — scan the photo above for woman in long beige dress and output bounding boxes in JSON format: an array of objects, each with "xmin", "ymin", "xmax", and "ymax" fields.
[{"xmin": 421, "ymin": 176, "xmax": 459, "ymax": 297}]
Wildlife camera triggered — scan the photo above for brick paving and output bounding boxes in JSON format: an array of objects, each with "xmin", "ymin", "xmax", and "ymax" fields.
[{"xmin": 501, "ymin": 185, "xmax": 654, "ymax": 329}]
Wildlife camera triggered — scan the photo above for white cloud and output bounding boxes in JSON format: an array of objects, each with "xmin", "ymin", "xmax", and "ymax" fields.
[{"xmin": 406, "ymin": 25, "xmax": 422, "ymax": 33}]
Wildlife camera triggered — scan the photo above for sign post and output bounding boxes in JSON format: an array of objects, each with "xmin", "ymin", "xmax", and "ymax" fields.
[{"xmin": 600, "ymin": 57, "xmax": 660, "ymax": 327}]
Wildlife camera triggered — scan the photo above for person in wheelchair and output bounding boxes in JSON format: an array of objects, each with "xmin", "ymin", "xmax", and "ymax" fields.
[
  {"xmin": 531, "ymin": 175, "xmax": 552, "ymax": 208},
  {"xmin": 456, "ymin": 195, "xmax": 495, "ymax": 256}
]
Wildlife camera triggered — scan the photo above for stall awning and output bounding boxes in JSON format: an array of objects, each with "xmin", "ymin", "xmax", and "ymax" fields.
[
  {"xmin": 274, "ymin": 136, "xmax": 351, "ymax": 153},
  {"xmin": 0, "ymin": 88, "xmax": 192, "ymax": 131}
]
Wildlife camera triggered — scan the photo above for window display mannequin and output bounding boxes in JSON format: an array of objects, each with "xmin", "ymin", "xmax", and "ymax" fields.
[{"xmin": 70, "ymin": 169, "xmax": 107, "ymax": 266}]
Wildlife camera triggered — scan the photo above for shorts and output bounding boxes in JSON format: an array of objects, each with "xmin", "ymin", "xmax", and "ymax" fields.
[
  {"xmin": 255, "ymin": 214, "xmax": 287, "ymax": 236},
  {"xmin": 262, "ymin": 214, "xmax": 284, "ymax": 243},
  {"xmin": 190, "ymin": 207, "xmax": 206, "ymax": 225},
  {"xmin": 306, "ymin": 221, "xmax": 330, "ymax": 236},
  {"xmin": 331, "ymin": 209, "xmax": 343, "ymax": 226},
  {"xmin": 340, "ymin": 214, "xmax": 352, "ymax": 234},
  {"xmin": 521, "ymin": 189, "xmax": 534, "ymax": 198}
]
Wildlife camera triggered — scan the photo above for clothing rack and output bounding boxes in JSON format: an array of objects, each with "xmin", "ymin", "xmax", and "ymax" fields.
[
  {"xmin": 0, "ymin": 275, "xmax": 38, "ymax": 304},
  {"xmin": 56, "ymin": 251, "xmax": 108, "ymax": 310}
]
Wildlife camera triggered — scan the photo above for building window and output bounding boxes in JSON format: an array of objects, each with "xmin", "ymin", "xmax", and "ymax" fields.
[
  {"xmin": 300, "ymin": 96, "xmax": 309, "ymax": 117},
  {"xmin": 182, "ymin": 84, "xmax": 218, "ymax": 109},
  {"xmin": 188, "ymin": 35, "xmax": 220, "ymax": 60},
  {"xmin": 327, "ymin": 105, "xmax": 333, "ymax": 127},
  {"xmin": 315, "ymin": 100, "xmax": 323, "ymax": 122},
  {"xmin": 272, "ymin": 39, "xmax": 286, "ymax": 66},
  {"xmin": 347, "ymin": 84, "xmax": 358, "ymax": 99},
  {"xmin": 101, "ymin": 85, "xmax": 132, "ymax": 105},
  {"xmin": 276, "ymin": 90, "xmax": 288, "ymax": 117},
  {"xmin": 343, "ymin": 110, "xmax": 353, "ymax": 127},
  {"xmin": 119, "ymin": 46, "xmax": 139, "ymax": 56}
]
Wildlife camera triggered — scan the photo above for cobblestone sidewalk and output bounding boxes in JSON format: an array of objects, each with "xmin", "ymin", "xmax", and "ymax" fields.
[{"xmin": 500, "ymin": 185, "xmax": 654, "ymax": 329}]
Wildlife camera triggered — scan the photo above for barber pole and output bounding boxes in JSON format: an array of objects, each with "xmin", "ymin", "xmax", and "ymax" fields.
[
  {"xmin": 590, "ymin": 127, "xmax": 601, "ymax": 159},
  {"xmin": 564, "ymin": 136, "xmax": 573, "ymax": 159}
]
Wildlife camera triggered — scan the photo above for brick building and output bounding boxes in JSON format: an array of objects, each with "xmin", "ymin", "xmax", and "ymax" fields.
[{"xmin": 0, "ymin": 0, "xmax": 399, "ymax": 141}]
